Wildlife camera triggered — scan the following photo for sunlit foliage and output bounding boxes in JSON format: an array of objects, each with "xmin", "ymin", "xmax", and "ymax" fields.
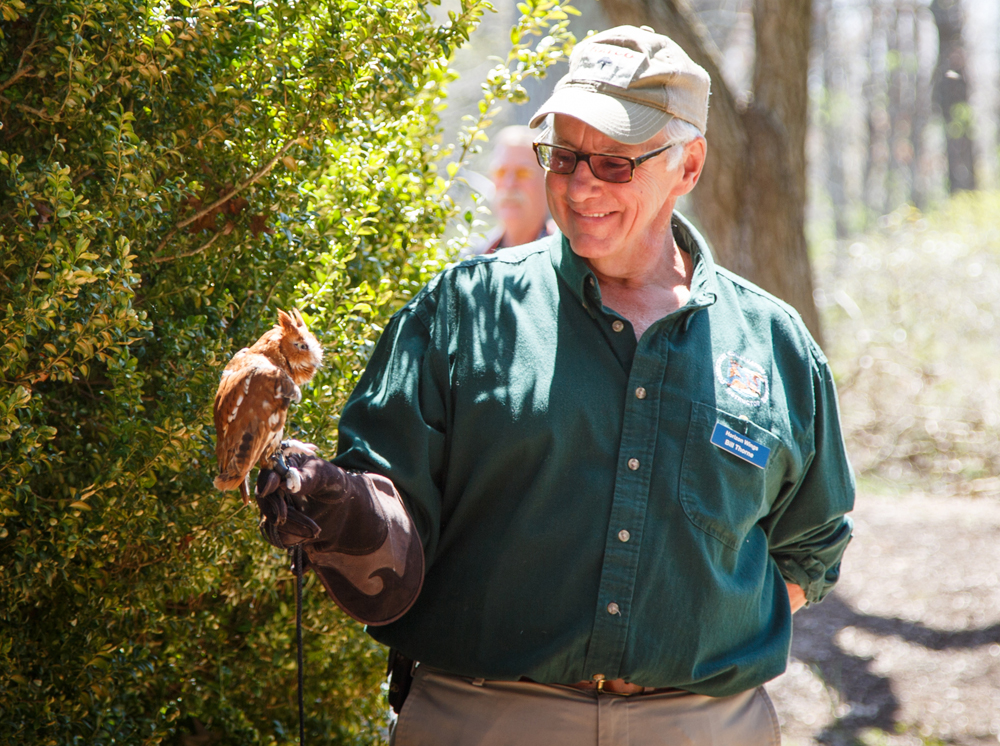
[{"xmin": 0, "ymin": 0, "xmax": 574, "ymax": 742}]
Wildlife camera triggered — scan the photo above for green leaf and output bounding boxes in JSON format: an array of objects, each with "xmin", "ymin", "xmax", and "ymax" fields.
[{"xmin": 0, "ymin": 0, "xmax": 579, "ymax": 739}]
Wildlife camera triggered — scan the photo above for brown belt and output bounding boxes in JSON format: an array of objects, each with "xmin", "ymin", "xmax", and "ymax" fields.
[{"xmin": 535, "ymin": 676, "xmax": 684, "ymax": 696}]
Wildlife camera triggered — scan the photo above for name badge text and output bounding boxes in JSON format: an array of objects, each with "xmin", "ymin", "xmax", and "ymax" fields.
[{"xmin": 711, "ymin": 422, "xmax": 770, "ymax": 469}]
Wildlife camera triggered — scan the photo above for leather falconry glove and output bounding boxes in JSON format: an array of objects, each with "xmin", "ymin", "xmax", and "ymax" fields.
[{"xmin": 255, "ymin": 454, "xmax": 424, "ymax": 626}]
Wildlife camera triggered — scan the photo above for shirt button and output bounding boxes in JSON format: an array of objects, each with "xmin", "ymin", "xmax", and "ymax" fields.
[
  {"xmin": 635, "ymin": 387, "xmax": 646, "ymax": 399},
  {"xmin": 607, "ymin": 602, "xmax": 620, "ymax": 615},
  {"xmin": 588, "ymin": 276, "xmax": 596, "ymax": 287},
  {"xmin": 618, "ymin": 529, "xmax": 631, "ymax": 543},
  {"xmin": 612, "ymin": 320, "xmax": 624, "ymax": 332},
  {"xmin": 627, "ymin": 458, "xmax": 640, "ymax": 470}
]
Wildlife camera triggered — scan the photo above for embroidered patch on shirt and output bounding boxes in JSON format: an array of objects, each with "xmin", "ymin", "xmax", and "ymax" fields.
[
  {"xmin": 715, "ymin": 352, "xmax": 769, "ymax": 407},
  {"xmin": 711, "ymin": 422, "xmax": 771, "ymax": 468},
  {"xmin": 576, "ymin": 44, "xmax": 645, "ymax": 88}
]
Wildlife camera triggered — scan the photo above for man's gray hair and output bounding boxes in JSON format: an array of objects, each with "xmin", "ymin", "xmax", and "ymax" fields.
[{"xmin": 661, "ymin": 118, "xmax": 704, "ymax": 170}]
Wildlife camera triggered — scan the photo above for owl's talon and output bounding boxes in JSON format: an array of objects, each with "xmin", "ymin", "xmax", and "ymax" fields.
[
  {"xmin": 285, "ymin": 467, "xmax": 303, "ymax": 494},
  {"xmin": 255, "ymin": 488, "xmax": 287, "ymax": 528},
  {"xmin": 257, "ymin": 470, "xmax": 281, "ymax": 499},
  {"xmin": 271, "ymin": 450, "xmax": 290, "ymax": 476},
  {"xmin": 280, "ymin": 439, "xmax": 318, "ymax": 457}
]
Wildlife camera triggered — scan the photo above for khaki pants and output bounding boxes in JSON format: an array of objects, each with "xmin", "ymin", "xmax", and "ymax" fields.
[{"xmin": 391, "ymin": 665, "xmax": 781, "ymax": 746}]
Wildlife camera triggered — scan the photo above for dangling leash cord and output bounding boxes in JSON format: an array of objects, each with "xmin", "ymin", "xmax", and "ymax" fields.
[
  {"xmin": 295, "ymin": 544, "xmax": 305, "ymax": 746},
  {"xmin": 264, "ymin": 453, "xmax": 307, "ymax": 743}
]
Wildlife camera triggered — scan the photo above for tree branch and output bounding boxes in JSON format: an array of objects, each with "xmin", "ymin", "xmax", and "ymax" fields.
[
  {"xmin": 0, "ymin": 65, "xmax": 33, "ymax": 94},
  {"xmin": 0, "ymin": 10, "xmax": 44, "ymax": 95},
  {"xmin": 752, "ymin": 0, "xmax": 812, "ymax": 200},
  {"xmin": 149, "ymin": 230, "xmax": 222, "ymax": 264},
  {"xmin": 153, "ymin": 136, "xmax": 301, "ymax": 256},
  {"xmin": 174, "ymin": 138, "xmax": 298, "ymax": 230}
]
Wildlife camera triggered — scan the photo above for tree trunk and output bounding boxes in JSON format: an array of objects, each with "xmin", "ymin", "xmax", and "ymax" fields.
[
  {"xmin": 863, "ymin": 0, "xmax": 890, "ymax": 222},
  {"xmin": 599, "ymin": 0, "xmax": 823, "ymax": 346},
  {"xmin": 816, "ymin": 0, "xmax": 849, "ymax": 240},
  {"xmin": 910, "ymin": 3, "xmax": 929, "ymax": 210},
  {"xmin": 886, "ymin": 3, "xmax": 904, "ymax": 213},
  {"xmin": 929, "ymin": 0, "xmax": 976, "ymax": 192}
]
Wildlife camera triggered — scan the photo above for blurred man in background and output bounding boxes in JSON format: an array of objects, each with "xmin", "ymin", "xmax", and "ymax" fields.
[{"xmin": 473, "ymin": 125, "xmax": 553, "ymax": 255}]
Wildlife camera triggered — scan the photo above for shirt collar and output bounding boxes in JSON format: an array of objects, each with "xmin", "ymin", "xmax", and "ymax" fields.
[
  {"xmin": 548, "ymin": 231, "xmax": 595, "ymax": 308},
  {"xmin": 671, "ymin": 211, "xmax": 719, "ymax": 310},
  {"xmin": 548, "ymin": 211, "xmax": 719, "ymax": 311}
]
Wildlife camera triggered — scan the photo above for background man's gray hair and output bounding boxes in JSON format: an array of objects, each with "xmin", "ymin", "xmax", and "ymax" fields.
[{"xmin": 494, "ymin": 125, "xmax": 538, "ymax": 150}]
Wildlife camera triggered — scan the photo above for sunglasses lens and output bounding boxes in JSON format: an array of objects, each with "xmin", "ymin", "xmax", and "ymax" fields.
[
  {"xmin": 535, "ymin": 145, "xmax": 635, "ymax": 183},
  {"xmin": 592, "ymin": 157, "xmax": 633, "ymax": 183},
  {"xmin": 542, "ymin": 146, "xmax": 577, "ymax": 174}
]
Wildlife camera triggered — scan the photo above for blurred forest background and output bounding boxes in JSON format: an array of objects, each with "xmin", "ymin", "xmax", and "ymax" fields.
[
  {"xmin": 451, "ymin": 0, "xmax": 1000, "ymax": 499},
  {"xmin": 454, "ymin": 0, "xmax": 1000, "ymax": 228},
  {"xmin": 2, "ymin": 0, "xmax": 999, "ymax": 744}
]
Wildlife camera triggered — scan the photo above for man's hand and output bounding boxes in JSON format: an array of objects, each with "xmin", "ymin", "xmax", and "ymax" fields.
[
  {"xmin": 254, "ymin": 454, "xmax": 387, "ymax": 557},
  {"xmin": 786, "ymin": 582, "xmax": 806, "ymax": 613}
]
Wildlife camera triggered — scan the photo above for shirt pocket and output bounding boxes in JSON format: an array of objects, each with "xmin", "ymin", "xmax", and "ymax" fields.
[{"xmin": 678, "ymin": 401, "xmax": 785, "ymax": 550}]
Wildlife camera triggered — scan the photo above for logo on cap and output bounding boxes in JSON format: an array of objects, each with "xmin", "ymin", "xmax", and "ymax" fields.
[{"xmin": 578, "ymin": 43, "xmax": 644, "ymax": 87}]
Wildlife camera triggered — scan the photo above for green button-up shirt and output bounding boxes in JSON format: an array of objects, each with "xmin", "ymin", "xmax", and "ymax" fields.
[{"xmin": 335, "ymin": 214, "xmax": 854, "ymax": 696}]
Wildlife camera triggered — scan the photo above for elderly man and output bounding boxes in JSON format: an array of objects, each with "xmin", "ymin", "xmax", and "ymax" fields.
[
  {"xmin": 256, "ymin": 25, "xmax": 854, "ymax": 746},
  {"xmin": 472, "ymin": 125, "xmax": 553, "ymax": 255}
]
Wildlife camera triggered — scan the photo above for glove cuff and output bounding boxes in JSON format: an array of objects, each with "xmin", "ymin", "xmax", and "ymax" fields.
[{"xmin": 308, "ymin": 473, "xmax": 425, "ymax": 626}]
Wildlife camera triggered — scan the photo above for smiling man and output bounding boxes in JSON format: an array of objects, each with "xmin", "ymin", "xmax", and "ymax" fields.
[{"xmin": 254, "ymin": 25, "xmax": 855, "ymax": 746}]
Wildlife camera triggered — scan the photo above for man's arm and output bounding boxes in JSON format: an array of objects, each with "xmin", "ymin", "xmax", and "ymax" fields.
[
  {"xmin": 765, "ymin": 354, "xmax": 855, "ymax": 606},
  {"xmin": 254, "ymin": 301, "xmax": 449, "ymax": 624}
]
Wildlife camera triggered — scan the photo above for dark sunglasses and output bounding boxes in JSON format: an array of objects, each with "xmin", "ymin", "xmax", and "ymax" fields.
[{"xmin": 532, "ymin": 140, "xmax": 680, "ymax": 184}]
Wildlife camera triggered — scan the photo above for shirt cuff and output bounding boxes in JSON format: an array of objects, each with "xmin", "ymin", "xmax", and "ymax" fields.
[{"xmin": 775, "ymin": 555, "xmax": 841, "ymax": 605}]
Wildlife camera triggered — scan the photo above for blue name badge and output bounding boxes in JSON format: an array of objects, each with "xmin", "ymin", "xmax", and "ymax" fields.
[{"xmin": 711, "ymin": 422, "xmax": 770, "ymax": 469}]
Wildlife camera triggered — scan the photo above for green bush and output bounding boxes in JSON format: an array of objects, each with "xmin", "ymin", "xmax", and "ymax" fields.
[{"xmin": 0, "ymin": 1, "xmax": 574, "ymax": 743}]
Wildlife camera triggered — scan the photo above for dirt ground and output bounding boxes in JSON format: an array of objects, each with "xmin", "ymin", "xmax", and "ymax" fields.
[{"xmin": 766, "ymin": 490, "xmax": 1000, "ymax": 745}]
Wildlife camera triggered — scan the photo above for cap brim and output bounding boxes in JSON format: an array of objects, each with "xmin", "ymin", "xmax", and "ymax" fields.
[{"xmin": 529, "ymin": 86, "xmax": 672, "ymax": 145}]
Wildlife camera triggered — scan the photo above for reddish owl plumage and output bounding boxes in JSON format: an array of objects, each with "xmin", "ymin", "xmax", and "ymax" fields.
[{"xmin": 213, "ymin": 308, "xmax": 323, "ymax": 503}]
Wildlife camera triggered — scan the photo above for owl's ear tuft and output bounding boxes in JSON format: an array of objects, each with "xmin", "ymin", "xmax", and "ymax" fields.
[
  {"xmin": 290, "ymin": 308, "xmax": 305, "ymax": 327},
  {"xmin": 277, "ymin": 309, "xmax": 294, "ymax": 329}
]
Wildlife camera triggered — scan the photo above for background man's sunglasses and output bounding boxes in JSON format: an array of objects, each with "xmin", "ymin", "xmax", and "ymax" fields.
[{"xmin": 532, "ymin": 141, "xmax": 680, "ymax": 184}]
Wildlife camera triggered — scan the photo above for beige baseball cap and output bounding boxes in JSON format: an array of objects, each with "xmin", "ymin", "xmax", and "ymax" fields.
[{"xmin": 529, "ymin": 25, "xmax": 710, "ymax": 144}]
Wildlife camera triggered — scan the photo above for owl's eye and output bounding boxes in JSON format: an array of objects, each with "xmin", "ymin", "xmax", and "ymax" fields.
[{"xmin": 294, "ymin": 341, "xmax": 307, "ymax": 350}]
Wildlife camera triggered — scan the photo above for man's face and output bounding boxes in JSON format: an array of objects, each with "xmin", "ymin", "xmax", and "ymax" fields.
[
  {"xmin": 545, "ymin": 115, "xmax": 686, "ymax": 267},
  {"xmin": 490, "ymin": 143, "xmax": 548, "ymax": 235}
]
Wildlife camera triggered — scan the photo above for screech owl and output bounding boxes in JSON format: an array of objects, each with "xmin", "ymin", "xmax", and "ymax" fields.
[{"xmin": 213, "ymin": 308, "xmax": 323, "ymax": 502}]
